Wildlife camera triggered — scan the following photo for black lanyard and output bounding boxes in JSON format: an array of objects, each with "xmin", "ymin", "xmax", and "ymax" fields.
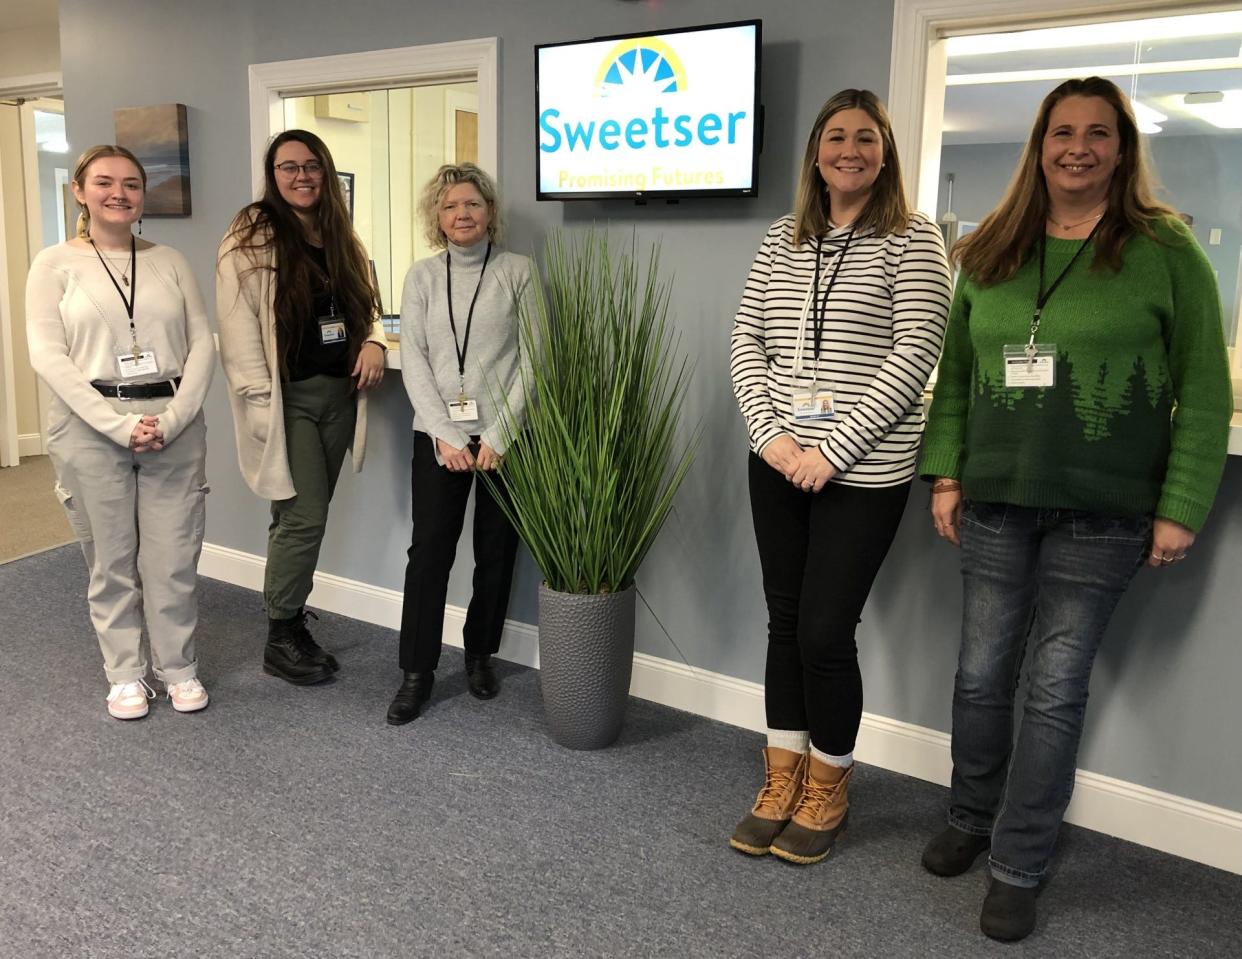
[
  {"xmin": 445, "ymin": 241, "xmax": 492, "ymax": 390},
  {"xmin": 810, "ymin": 226, "xmax": 856, "ymax": 371},
  {"xmin": 1030, "ymin": 219, "xmax": 1102, "ymax": 346},
  {"xmin": 90, "ymin": 235, "xmax": 139, "ymax": 353}
]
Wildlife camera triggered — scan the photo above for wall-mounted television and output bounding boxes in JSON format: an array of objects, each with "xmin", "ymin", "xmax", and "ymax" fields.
[{"xmin": 535, "ymin": 19, "xmax": 762, "ymax": 201}]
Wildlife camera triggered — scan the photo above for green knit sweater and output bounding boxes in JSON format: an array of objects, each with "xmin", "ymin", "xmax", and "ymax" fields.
[{"xmin": 920, "ymin": 216, "xmax": 1231, "ymax": 532}]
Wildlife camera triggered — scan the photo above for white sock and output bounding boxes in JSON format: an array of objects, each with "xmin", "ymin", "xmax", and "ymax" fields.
[
  {"xmin": 810, "ymin": 744, "xmax": 854, "ymax": 768},
  {"xmin": 766, "ymin": 728, "xmax": 809, "ymax": 754}
]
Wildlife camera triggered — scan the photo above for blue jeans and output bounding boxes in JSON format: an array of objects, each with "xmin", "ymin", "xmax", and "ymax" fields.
[{"xmin": 948, "ymin": 501, "xmax": 1150, "ymax": 887}]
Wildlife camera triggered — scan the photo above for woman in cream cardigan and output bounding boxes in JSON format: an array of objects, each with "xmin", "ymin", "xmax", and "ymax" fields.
[{"xmin": 217, "ymin": 129, "xmax": 387, "ymax": 686}]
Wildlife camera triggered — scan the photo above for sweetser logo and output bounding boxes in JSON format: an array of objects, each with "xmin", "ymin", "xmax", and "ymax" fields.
[
  {"xmin": 538, "ymin": 28, "xmax": 754, "ymax": 193},
  {"xmin": 594, "ymin": 37, "xmax": 687, "ymax": 96}
]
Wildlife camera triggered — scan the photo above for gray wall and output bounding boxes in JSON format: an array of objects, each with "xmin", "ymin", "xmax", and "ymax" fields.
[
  {"xmin": 60, "ymin": 0, "xmax": 1242, "ymax": 814},
  {"xmin": 937, "ymin": 135, "xmax": 1242, "ymax": 335}
]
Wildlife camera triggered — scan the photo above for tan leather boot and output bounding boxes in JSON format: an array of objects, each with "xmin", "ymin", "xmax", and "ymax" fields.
[
  {"xmin": 769, "ymin": 756, "xmax": 852, "ymax": 864},
  {"xmin": 729, "ymin": 746, "xmax": 808, "ymax": 855}
]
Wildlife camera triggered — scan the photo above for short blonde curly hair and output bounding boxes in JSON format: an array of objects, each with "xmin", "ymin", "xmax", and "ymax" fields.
[{"xmin": 418, "ymin": 163, "xmax": 504, "ymax": 249}]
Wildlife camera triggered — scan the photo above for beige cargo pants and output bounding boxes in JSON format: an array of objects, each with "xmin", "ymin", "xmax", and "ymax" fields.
[{"xmin": 47, "ymin": 394, "xmax": 209, "ymax": 685}]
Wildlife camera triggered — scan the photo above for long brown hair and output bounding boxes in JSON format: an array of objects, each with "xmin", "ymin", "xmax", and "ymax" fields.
[
  {"xmin": 72, "ymin": 144, "xmax": 146, "ymax": 239},
  {"xmin": 222, "ymin": 129, "xmax": 380, "ymax": 377},
  {"xmin": 955, "ymin": 77, "xmax": 1176, "ymax": 285},
  {"xmin": 793, "ymin": 89, "xmax": 911, "ymax": 244}
]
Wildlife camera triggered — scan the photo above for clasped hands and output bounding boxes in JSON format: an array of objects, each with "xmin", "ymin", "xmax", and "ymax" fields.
[
  {"xmin": 436, "ymin": 437, "xmax": 503, "ymax": 473},
  {"xmin": 129, "ymin": 415, "xmax": 164, "ymax": 453},
  {"xmin": 761, "ymin": 435, "xmax": 835, "ymax": 492}
]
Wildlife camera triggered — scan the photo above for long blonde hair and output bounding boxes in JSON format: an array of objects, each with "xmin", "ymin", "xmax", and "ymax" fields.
[
  {"xmin": 71, "ymin": 144, "xmax": 146, "ymax": 238},
  {"xmin": 792, "ymin": 89, "xmax": 911, "ymax": 244},
  {"xmin": 954, "ymin": 77, "xmax": 1176, "ymax": 285}
]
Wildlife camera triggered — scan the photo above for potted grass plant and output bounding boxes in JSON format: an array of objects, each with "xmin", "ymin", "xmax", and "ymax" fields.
[{"xmin": 487, "ymin": 229, "xmax": 697, "ymax": 749}]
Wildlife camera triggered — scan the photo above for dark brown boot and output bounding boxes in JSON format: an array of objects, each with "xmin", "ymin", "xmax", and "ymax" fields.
[
  {"xmin": 729, "ymin": 747, "xmax": 807, "ymax": 856},
  {"xmin": 770, "ymin": 756, "xmax": 852, "ymax": 864}
]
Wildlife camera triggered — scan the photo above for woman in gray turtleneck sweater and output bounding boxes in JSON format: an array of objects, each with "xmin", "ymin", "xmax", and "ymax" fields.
[{"xmin": 389, "ymin": 163, "xmax": 531, "ymax": 725}]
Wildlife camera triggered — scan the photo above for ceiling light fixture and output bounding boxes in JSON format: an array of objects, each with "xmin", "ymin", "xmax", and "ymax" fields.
[
  {"xmin": 944, "ymin": 56, "xmax": 1242, "ymax": 86},
  {"xmin": 946, "ymin": 12, "xmax": 1242, "ymax": 57},
  {"xmin": 1180, "ymin": 90, "xmax": 1242, "ymax": 129}
]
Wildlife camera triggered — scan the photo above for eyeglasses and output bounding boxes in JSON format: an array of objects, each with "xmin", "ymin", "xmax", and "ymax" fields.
[{"xmin": 273, "ymin": 161, "xmax": 325, "ymax": 178}]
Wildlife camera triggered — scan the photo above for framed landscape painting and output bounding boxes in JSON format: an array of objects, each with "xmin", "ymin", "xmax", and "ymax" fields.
[{"xmin": 114, "ymin": 103, "xmax": 191, "ymax": 216}]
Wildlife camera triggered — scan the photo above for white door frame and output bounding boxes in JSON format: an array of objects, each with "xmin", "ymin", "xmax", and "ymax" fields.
[
  {"xmin": 0, "ymin": 114, "xmax": 18, "ymax": 468},
  {"xmin": 445, "ymin": 88, "xmax": 480, "ymax": 165},
  {"xmin": 248, "ymin": 38, "xmax": 498, "ymax": 200},
  {"xmin": 20, "ymin": 97, "xmax": 64, "ymax": 457},
  {"xmin": 0, "ymin": 73, "xmax": 63, "ymax": 467},
  {"xmin": 887, "ymin": 0, "xmax": 1242, "ymax": 217}
]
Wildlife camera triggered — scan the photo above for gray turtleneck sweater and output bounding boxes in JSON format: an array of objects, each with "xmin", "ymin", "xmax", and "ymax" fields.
[{"xmin": 399, "ymin": 240, "xmax": 532, "ymax": 455}]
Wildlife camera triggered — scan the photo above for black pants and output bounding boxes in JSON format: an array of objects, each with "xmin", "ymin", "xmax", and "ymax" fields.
[
  {"xmin": 398, "ymin": 432, "xmax": 520, "ymax": 672},
  {"xmin": 748, "ymin": 451, "xmax": 910, "ymax": 755}
]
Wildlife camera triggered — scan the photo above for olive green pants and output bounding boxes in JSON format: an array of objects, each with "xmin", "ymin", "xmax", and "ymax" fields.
[{"xmin": 264, "ymin": 375, "xmax": 356, "ymax": 619}]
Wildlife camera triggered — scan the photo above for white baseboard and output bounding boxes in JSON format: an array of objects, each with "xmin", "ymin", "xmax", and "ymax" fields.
[
  {"xmin": 17, "ymin": 433, "xmax": 43, "ymax": 457},
  {"xmin": 198, "ymin": 542, "xmax": 1242, "ymax": 876}
]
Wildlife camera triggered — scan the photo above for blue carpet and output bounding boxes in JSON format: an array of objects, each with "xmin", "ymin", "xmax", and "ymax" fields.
[{"xmin": 1, "ymin": 545, "xmax": 1239, "ymax": 957}]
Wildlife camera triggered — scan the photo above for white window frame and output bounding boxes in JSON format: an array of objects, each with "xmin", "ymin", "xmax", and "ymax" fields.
[
  {"xmin": 887, "ymin": 0, "xmax": 1242, "ymax": 217},
  {"xmin": 888, "ymin": 0, "xmax": 1242, "ymax": 433},
  {"xmin": 249, "ymin": 39, "xmax": 497, "ymax": 192},
  {"xmin": 247, "ymin": 39, "xmax": 498, "ymax": 369}
]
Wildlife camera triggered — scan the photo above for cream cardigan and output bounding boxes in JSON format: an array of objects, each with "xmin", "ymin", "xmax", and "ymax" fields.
[{"xmin": 215, "ymin": 225, "xmax": 387, "ymax": 501}]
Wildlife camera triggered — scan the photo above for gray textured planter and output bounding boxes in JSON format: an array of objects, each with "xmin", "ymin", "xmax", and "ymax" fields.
[{"xmin": 537, "ymin": 583, "xmax": 636, "ymax": 750}]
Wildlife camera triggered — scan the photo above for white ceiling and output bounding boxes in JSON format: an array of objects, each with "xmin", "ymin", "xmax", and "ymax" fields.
[{"xmin": 944, "ymin": 28, "xmax": 1242, "ymax": 144}]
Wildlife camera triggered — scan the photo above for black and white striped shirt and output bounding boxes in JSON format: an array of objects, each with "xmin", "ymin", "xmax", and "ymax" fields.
[{"xmin": 730, "ymin": 212, "xmax": 952, "ymax": 487}]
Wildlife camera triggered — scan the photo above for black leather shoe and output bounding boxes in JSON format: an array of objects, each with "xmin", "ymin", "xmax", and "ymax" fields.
[
  {"xmin": 264, "ymin": 617, "xmax": 333, "ymax": 686},
  {"xmin": 387, "ymin": 671, "xmax": 434, "ymax": 725},
  {"xmin": 290, "ymin": 609, "xmax": 339, "ymax": 672},
  {"xmin": 464, "ymin": 653, "xmax": 499, "ymax": 700},
  {"xmin": 980, "ymin": 878, "xmax": 1037, "ymax": 942},
  {"xmin": 921, "ymin": 825, "xmax": 991, "ymax": 876}
]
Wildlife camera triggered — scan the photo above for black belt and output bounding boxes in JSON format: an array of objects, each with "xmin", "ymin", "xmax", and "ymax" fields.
[{"xmin": 92, "ymin": 378, "xmax": 181, "ymax": 400}]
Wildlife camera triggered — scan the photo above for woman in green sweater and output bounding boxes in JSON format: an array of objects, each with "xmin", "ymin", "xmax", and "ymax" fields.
[{"xmin": 919, "ymin": 77, "xmax": 1231, "ymax": 942}]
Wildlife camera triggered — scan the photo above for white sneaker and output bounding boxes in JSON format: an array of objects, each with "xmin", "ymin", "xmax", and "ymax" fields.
[
  {"xmin": 167, "ymin": 677, "xmax": 210, "ymax": 714},
  {"xmin": 106, "ymin": 679, "xmax": 155, "ymax": 720}
]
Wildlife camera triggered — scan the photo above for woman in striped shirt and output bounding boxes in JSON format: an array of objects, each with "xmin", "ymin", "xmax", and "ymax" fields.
[{"xmin": 728, "ymin": 89, "xmax": 952, "ymax": 865}]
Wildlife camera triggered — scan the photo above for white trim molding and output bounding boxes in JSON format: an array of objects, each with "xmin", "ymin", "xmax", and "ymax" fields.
[
  {"xmin": 248, "ymin": 38, "xmax": 499, "ymax": 201},
  {"xmin": 0, "ymin": 71, "xmax": 63, "ymax": 100},
  {"xmin": 199, "ymin": 542, "xmax": 1242, "ymax": 876},
  {"xmin": 887, "ymin": 0, "xmax": 1242, "ymax": 215}
]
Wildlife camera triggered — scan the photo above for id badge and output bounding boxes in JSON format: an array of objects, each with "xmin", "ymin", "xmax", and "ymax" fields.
[
  {"xmin": 117, "ymin": 350, "xmax": 159, "ymax": 378},
  {"xmin": 318, "ymin": 318, "xmax": 347, "ymax": 344},
  {"xmin": 792, "ymin": 389, "xmax": 835, "ymax": 421},
  {"xmin": 1003, "ymin": 344, "xmax": 1056, "ymax": 389},
  {"xmin": 448, "ymin": 397, "xmax": 479, "ymax": 422}
]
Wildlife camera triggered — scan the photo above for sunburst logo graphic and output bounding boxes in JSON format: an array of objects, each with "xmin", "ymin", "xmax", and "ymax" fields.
[{"xmin": 594, "ymin": 37, "xmax": 687, "ymax": 97}]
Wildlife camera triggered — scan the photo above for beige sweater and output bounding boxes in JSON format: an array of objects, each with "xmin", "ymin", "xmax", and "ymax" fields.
[
  {"xmin": 215, "ymin": 225, "xmax": 387, "ymax": 501},
  {"xmin": 26, "ymin": 241, "xmax": 215, "ymax": 446}
]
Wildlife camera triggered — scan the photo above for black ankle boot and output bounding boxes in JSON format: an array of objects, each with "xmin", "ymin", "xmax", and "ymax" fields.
[
  {"xmin": 464, "ymin": 653, "xmax": 499, "ymax": 700},
  {"xmin": 264, "ymin": 615, "xmax": 333, "ymax": 686},
  {"xmin": 980, "ymin": 878, "xmax": 1037, "ymax": 941},
  {"xmin": 289, "ymin": 608, "xmax": 339, "ymax": 672},
  {"xmin": 921, "ymin": 825, "xmax": 991, "ymax": 876},
  {"xmin": 387, "ymin": 671, "xmax": 434, "ymax": 725}
]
